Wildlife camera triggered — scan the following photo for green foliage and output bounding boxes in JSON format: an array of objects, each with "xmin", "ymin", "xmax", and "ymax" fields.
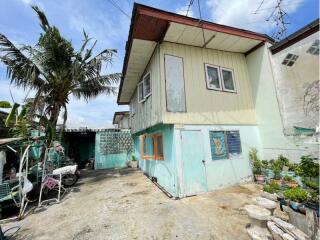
[
  {"xmin": 263, "ymin": 182, "xmax": 280, "ymax": 193},
  {"xmin": 0, "ymin": 101, "xmax": 11, "ymax": 108},
  {"xmin": 283, "ymin": 175, "xmax": 293, "ymax": 182},
  {"xmin": 277, "ymin": 155, "xmax": 290, "ymax": 168},
  {"xmin": 299, "ymin": 155, "xmax": 319, "ymax": 178},
  {"xmin": 249, "ymin": 148, "xmax": 262, "ymax": 175},
  {"xmin": 0, "ymin": 5, "xmax": 120, "ymax": 144},
  {"xmin": 4, "ymin": 102, "xmax": 34, "ymax": 137},
  {"xmin": 308, "ymin": 189, "xmax": 319, "ymax": 203},
  {"xmin": 303, "ymin": 179, "xmax": 319, "ymax": 190},
  {"xmin": 283, "ymin": 188, "xmax": 308, "ymax": 203},
  {"xmin": 261, "ymin": 160, "xmax": 269, "ymax": 169}
]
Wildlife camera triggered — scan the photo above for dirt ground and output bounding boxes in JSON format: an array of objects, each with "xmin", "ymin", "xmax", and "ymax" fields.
[{"xmin": 2, "ymin": 168, "xmax": 285, "ymax": 240}]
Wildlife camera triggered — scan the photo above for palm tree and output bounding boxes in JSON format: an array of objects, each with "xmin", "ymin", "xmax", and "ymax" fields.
[{"xmin": 0, "ymin": 5, "xmax": 120, "ymax": 144}]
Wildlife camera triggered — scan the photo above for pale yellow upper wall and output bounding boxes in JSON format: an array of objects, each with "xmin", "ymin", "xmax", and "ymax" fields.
[
  {"xmin": 159, "ymin": 42, "xmax": 256, "ymax": 125},
  {"xmin": 130, "ymin": 45, "xmax": 162, "ymax": 133}
]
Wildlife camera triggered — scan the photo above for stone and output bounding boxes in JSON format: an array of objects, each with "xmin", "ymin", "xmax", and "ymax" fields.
[
  {"xmin": 246, "ymin": 225, "xmax": 272, "ymax": 240},
  {"xmin": 245, "ymin": 205, "xmax": 271, "ymax": 221},
  {"xmin": 255, "ymin": 197, "xmax": 277, "ymax": 215}
]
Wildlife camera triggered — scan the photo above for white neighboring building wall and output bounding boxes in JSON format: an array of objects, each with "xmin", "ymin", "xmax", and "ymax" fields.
[{"xmin": 270, "ymin": 32, "xmax": 319, "ymax": 132}]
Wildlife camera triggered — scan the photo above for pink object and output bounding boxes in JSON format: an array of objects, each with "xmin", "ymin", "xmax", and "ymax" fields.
[{"xmin": 43, "ymin": 176, "xmax": 59, "ymax": 190}]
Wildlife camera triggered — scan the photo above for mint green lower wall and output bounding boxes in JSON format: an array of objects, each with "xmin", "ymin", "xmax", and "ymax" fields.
[
  {"xmin": 177, "ymin": 125, "xmax": 261, "ymax": 196},
  {"xmin": 95, "ymin": 132, "xmax": 130, "ymax": 169},
  {"xmin": 133, "ymin": 124, "xmax": 178, "ymax": 197},
  {"xmin": 133, "ymin": 124, "xmax": 261, "ymax": 198}
]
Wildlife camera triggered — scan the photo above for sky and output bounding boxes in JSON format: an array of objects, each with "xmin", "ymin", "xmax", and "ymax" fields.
[{"xmin": 0, "ymin": 0, "xmax": 318, "ymax": 128}]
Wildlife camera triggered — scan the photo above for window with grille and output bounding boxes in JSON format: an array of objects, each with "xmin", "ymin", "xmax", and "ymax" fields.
[
  {"xmin": 209, "ymin": 130, "xmax": 242, "ymax": 160},
  {"xmin": 307, "ymin": 39, "xmax": 319, "ymax": 55},
  {"xmin": 281, "ymin": 53, "xmax": 299, "ymax": 66}
]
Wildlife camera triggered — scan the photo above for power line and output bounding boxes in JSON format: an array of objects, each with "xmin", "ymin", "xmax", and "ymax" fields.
[
  {"xmin": 253, "ymin": 0, "xmax": 265, "ymax": 14},
  {"xmin": 177, "ymin": 0, "xmax": 195, "ymax": 42},
  {"xmin": 107, "ymin": 0, "xmax": 131, "ymax": 19},
  {"xmin": 197, "ymin": 0, "xmax": 206, "ymax": 46}
]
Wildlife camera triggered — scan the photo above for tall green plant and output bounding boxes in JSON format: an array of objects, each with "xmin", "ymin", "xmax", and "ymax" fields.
[
  {"xmin": 249, "ymin": 148, "xmax": 262, "ymax": 175},
  {"xmin": 0, "ymin": 5, "xmax": 120, "ymax": 144}
]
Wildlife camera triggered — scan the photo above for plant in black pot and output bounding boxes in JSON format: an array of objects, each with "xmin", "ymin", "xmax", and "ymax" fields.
[{"xmin": 249, "ymin": 148, "xmax": 264, "ymax": 183}]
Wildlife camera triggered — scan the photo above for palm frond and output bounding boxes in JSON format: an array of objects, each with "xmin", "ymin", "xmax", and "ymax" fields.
[
  {"xmin": 31, "ymin": 5, "xmax": 50, "ymax": 31},
  {"xmin": 0, "ymin": 34, "xmax": 44, "ymax": 88}
]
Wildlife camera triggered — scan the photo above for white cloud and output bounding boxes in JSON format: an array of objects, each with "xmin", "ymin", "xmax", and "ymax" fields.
[
  {"xmin": 206, "ymin": 0, "xmax": 305, "ymax": 33},
  {"xmin": 176, "ymin": 4, "xmax": 194, "ymax": 17}
]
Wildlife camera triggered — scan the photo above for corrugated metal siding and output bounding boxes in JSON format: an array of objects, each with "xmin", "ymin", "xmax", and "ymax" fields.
[
  {"xmin": 160, "ymin": 42, "xmax": 256, "ymax": 125},
  {"xmin": 130, "ymin": 45, "xmax": 162, "ymax": 133}
]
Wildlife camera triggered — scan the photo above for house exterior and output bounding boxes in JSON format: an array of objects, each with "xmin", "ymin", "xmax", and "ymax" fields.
[
  {"xmin": 117, "ymin": 4, "xmax": 318, "ymax": 198},
  {"xmin": 113, "ymin": 111, "xmax": 130, "ymax": 129}
]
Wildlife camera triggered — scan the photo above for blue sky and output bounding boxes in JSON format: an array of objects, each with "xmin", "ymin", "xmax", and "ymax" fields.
[{"xmin": 0, "ymin": 0, "xmax": 318, "ymax": 128}]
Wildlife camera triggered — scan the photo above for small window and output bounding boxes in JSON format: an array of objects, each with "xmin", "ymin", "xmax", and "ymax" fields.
[
  {"xmin": 282, "ymin": 53, "xmax": 299, "ymax": 66},
  {"xmin": 209, "ymin": 130, "xmax": 242, "ymax": 160},
  {"xmin": 226, "ymin": 131, "xmax": 242, "ymax": 156},
  {"xmin": 143, "ymin": 72, "xmax": 151, "ymax": 98},
  {"xmin": 307, "ymin": 39, "xmax": 319, "ymax": 55},
  {"xmin": 140, "ymin": 133, "xmax": 164, "ymax": 160},
  {"xmin": 221, "ymin": 68, "xmax": 236, "ymax": 93},
  {"xmin": 138, "ymin": 81, "xmax": 144, "ymax": 103},
  {"xmin": 205, "ymin": 64, "xmax": 221, "ymax": 90}
]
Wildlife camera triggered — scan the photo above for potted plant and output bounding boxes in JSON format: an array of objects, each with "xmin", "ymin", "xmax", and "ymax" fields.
[
  {"xmin": 249, "ymin": 148, "xmax": 264, "ymax": 183},
  {"xmin": 283, "ymin": 188, "xmax": 308, "ymax": 210},
  {"xmin": 271, "ymin": 159, "xmax": 282, "ymax": 185},
  {"xmin": 283, "ymin": 175, "xmax": 298, "ymax": 188},
  {"xmin": 129, "ymin": 155, "xmax": 138, "ymax": 168}
]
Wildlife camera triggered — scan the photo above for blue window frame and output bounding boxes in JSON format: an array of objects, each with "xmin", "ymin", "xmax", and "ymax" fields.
[{"xmin": 209, "ymin": 130, "xmax": 242, "ymax": 160}]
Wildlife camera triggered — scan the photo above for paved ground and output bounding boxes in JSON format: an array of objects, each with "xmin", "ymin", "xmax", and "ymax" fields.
[{"xmin": 3, "ymin": 168, "xmax": 284, "ymax": 240}]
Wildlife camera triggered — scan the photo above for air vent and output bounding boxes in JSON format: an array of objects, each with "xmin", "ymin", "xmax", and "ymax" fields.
[
  {"xmin": 282, "ymin": 53, "xmax": 299, "ymax": 66},
  {"xmin": 307, "ymin": 39, "xmax": 319, "ymax": 55}
]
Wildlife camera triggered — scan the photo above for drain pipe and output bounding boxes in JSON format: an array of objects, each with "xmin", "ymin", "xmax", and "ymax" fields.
[{"xmin": 144, "ymin": 173, "xmax": 175, "ymax": 199}]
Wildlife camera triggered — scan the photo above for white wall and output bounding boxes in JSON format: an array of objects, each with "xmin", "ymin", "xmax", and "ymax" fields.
[{"xmin": 246, "ymin": 42, "xmax": 319, "ymax": 162}]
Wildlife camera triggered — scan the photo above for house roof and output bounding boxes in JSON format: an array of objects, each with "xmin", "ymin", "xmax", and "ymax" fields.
[
  {"xmin": 117, "ymin": 3, "xmax": 274, "ymax": 104},
  {"xmin": 270, "ymin": 19, "xmax": 319, "ymax": 54},
  {"xmin": 113, "ymin": 111, "xmax": 130, "ymax": 125}
]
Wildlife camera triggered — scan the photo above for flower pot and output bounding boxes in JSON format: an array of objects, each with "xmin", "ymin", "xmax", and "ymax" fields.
[
  {"xmin": 285, "ymin": 180, "xmax": 299, "ymax": 188},
  {"xmin": 254, "ymin": 174, "xmax": 265, "ymax": 183},
  {"xmin": 290, "ymin": 201, "xmax": 301, "ymax": 210},
  {"xmin": 130, "ymin": 160, "xmax": 137, "ymax": 168},
  {"xmin": 272, "ymin": 179, "xmax": 282, "ymax": 186}
]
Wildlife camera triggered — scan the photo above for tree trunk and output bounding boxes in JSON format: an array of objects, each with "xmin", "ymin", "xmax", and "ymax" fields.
[{"xmin": 46, "ymin": 104, "xmax": 61, "ymax": 145}]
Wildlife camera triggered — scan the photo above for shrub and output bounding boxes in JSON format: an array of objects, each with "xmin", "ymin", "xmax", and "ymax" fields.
[
  {"xmin": 303, "ymin": 179, "xmax": 319, "ymax": 190},
  {"xmin": 263, "ymin": 182, "xmax": 280, "ymax": 193},
  {"xmin": 283, "ymin": 175, "xmax": 293, "ymax": 182},
  {"xmin": 249, "ymin": 148, "xmax": 262, "ymax": 175},
  {"xmin": 300, "ymin": 155, "xmax": 319, "ymax": 177},
  {"xmin": 283, "ymin": 188, "xmax": 308, "ymax": 203}
]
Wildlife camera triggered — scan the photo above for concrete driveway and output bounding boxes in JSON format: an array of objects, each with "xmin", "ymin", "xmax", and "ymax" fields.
[{"xmin": 4, "ymin": 168, "xmax": 270, "ymax": 240}]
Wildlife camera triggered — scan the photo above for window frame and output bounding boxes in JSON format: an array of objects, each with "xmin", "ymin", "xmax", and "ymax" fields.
[
  {"xmin": 138, "ymin": 81, "xmax": 145, "ymax": 103},
  {"xmin": 204, "ymin": 64, "xmax": 222, "ymax": 91},
  {"xmin": 209, "ymin": 130, "xmax": 242, "ymax": 160},
  {"xmin": 140, "ymin": 133, "xmax": 164, "ymax": 160},
  {"xmin": 143, "ymin": 71, "xmax": 152, "ymax": 99},
  {"xmin": 220, "ymin": 67, "xmax": 237, "ymax": 93}
]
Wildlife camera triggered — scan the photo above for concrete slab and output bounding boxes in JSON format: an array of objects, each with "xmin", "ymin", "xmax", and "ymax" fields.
[{"xmin": 3, "ymin": 169, "xmax": 285, "ymax": 240}]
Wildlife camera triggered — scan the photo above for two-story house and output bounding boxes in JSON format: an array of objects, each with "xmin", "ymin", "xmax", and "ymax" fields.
[{"xmin": 117, "ymin": 4, "xmax": 317, "ymax": 198}]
